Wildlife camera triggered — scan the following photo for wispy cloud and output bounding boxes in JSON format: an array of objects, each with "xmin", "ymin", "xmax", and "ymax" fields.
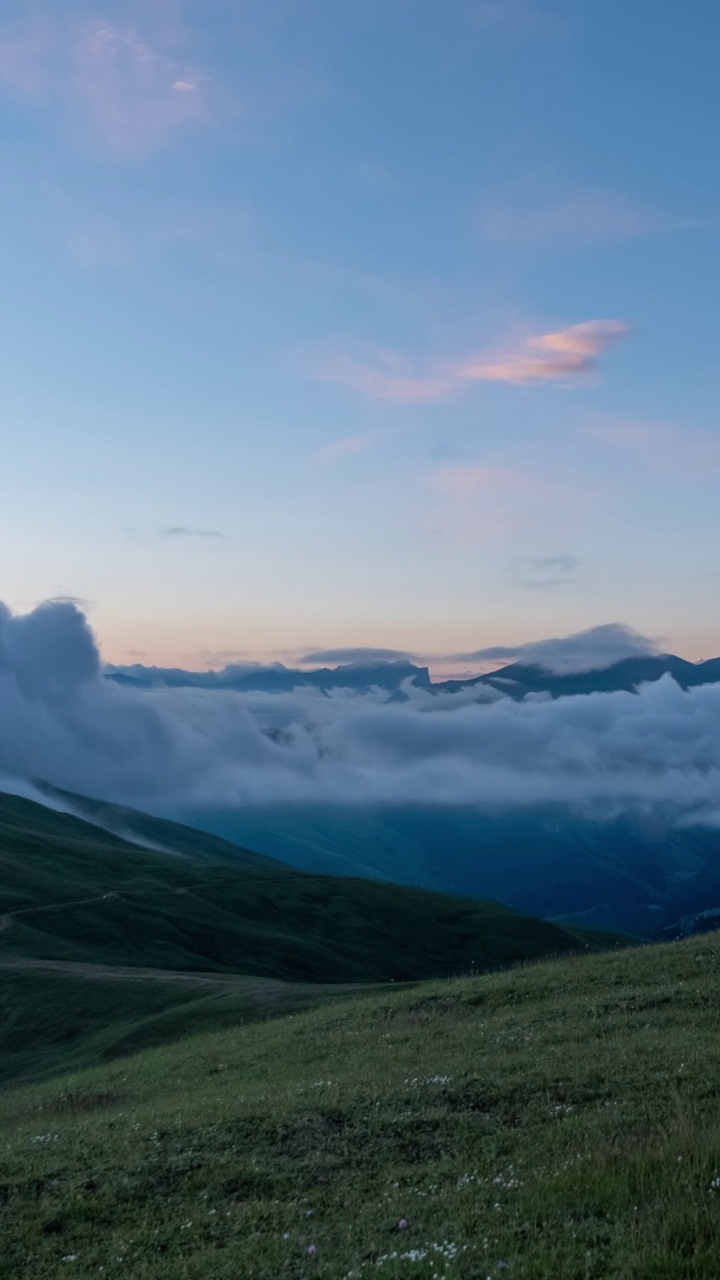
[
  {"xmin": 308, "ymin": 320, "xmax": 628, "ymax": 402},
  {"xmin": 0, "ymin": 14, "xmax": 211, "ymax": 155},
  {"xmin": 458, "ymin": 320, "xmax": 628, "ymax": 385},
  {"xmin": 123, "ymin": 525, "xmax": 231, "ymax": 543},
  {"xmin": 503, "ymin": 554, "xmax": 581, "ymax": 589},
  {"xmin": 312, "ymin": 432, "xmax": 379, "ymax": 466},
  {"xmin": 72, "ymin": 20, "xmax": 210, "ymax": 155},
  {"xmin": 308, "ymin": 345, "xmax": 453, "ymax": 403},
  {"xmin": 161, "ymin": 526, "xmax": 230, "ymax": 541},
  {"xmin": 478, "ymin": 193, "xmax": 687, "ymax": 249}
]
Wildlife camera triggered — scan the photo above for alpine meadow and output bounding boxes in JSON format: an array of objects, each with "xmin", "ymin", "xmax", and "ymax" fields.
[{"xmin": 1, "ymin": 3, "xmax": 720, "ymax": 1278}]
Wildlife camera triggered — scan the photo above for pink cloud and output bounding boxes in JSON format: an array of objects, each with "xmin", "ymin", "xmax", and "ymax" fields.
[
  {"xmin": 71, "ymin": 21, "xmax": 208, "ymax": 154},
  {"xmin": 309, "ymin": 320, "xmax": 627, "ymax": 402},
  {"xmin": 458, "ymin": 320, "xmax": 628, "ymax": 385},
  {"xmin": 0, "ymin": 15, "xmax": 210, "ymax": 155}
]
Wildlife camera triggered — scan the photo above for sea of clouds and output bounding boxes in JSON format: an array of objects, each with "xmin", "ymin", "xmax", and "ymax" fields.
[{"xmin": 2, "ymin": 599, "xmax": 720, "ymax": 827}]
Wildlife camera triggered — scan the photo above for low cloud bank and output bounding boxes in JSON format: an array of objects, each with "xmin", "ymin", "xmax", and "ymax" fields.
[
  {"xmin": 0, "ymin": 601, "xmax": 719, "ymax": 826},
  {"xmin": 451, "ymin": 622, "xmax": 660, "ymax": 674}
]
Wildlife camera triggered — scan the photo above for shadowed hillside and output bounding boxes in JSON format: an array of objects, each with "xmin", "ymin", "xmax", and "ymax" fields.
[{"xmin": 0, "ymin": 791, "xmax": 612, "ymax": 984}]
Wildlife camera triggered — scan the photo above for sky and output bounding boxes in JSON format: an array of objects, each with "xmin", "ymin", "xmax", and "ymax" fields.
[{"xmin": 1, "ymin": 0, "xmax": 718, "ymax": 672}]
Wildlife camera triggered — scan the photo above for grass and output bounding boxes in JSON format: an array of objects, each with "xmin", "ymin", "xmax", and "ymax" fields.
[
  {"xmin": 2, "ymin": 933, "xmax": 720, "ymax": 1278},
  {"xmin": 0, "ymin": 791, "xmax": 618, "ymax": 982},
  {"xmin": 0, "ymin": 965, "xmax": 369, "ymax": 1085}
]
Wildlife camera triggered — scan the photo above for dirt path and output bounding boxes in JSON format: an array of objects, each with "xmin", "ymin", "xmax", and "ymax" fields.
[
  {"xmin": 0, "ymin": 891, "xmax": 120, "ymax": 934},
  {"xmin": 0, "ymin": 882, "xmax": 210, "ymax": 935}
]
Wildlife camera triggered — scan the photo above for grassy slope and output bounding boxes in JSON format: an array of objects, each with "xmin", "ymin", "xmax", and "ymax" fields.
[
  {"xmin": 0, "ymin": 792, "xmax": 608, "ymax": 983},
  {"xmin": 0, "ymin": 964, "xmax": 372, "ymax": 1086},
  {"xmin": 174, "ymin": 802, "xmax": 720, "ymax": 936},
  {"xmin": 52, "ymin": 787, "xmax": 690, "ymax": 934},
  {"xmin": 2, "ymin": 934, "xmax": 720, "ymax": 1278}
]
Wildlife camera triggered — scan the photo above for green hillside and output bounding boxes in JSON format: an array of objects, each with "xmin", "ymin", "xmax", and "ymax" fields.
[
  {"xmin": 0, "ymin": 791, "xmax": 612, "ymax": 984},
  {"xmin": 2, "ymin": 934, "xmax": 720, "ymax": 1278},
  {"xmin": 0, "ymin": 962, "xmax": 370, "ymax": 1086}
]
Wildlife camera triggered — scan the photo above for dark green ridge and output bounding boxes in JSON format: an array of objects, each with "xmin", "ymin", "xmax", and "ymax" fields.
[{"xmin": 0, "ymin": 790, "xmax": 619, "ymax": 983}]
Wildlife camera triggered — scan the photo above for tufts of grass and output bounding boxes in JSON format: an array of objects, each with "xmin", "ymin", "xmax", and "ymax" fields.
[
  {"xmin": 21, "ymin": 1089, "xmax": 127, "ymax": 1118},
  {"xmin": 1, "ymin": 933, "xmax": 720, "ymax": 1277}
]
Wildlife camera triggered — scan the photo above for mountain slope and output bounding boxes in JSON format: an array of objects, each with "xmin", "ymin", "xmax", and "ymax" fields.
[
  {"xmin": 0, "ymin": 791, "xmax": 607, "ymax": 983},
  {"xmin": 435, "ymin": 652, "xmax": 720, "ymax": 698},
  {"xmin": 2, "ymin": 934, "xmax": 720, "ymax": 1278},
  {"xmin": 43, "ymin": 786, "xmax": 720, "ymax": 940},
  {"xmin": 166, "ymin": 800, "xmax": 720, "ymax": 938}
]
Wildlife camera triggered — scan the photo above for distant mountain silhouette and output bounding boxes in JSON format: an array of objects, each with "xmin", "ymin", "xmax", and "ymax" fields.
[
  {"xmin": 105, "ymin": 659, "xmax": 431, "ymax": 695},
  {"xmin": 434, "ymin": 653, "xmax": 720, "ymax": 699},
  {"xmin": 105, "ymin": 653, "xmax": 720, "ymax": 698}
]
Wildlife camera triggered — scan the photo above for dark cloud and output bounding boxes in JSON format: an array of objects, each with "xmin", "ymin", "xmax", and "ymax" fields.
[{"xmin": 0, "ymin": 599, "xmax": 100, "ymax": 698}]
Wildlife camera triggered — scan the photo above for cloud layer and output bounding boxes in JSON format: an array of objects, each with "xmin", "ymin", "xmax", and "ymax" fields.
[{"xmin": 1, "ymin": 602, "xmax": 720, "ymax": 831}]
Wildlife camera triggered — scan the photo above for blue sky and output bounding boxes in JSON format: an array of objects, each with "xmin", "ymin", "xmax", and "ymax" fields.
[{"xmin": 1, "ymin": 0, "xmax": 718, "ymax": 670}]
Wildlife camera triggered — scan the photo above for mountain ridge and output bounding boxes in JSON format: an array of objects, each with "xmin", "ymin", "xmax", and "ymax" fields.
[{"xmin": 104, "ymin": 651, "xmax": 720, "ymax": 699}]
